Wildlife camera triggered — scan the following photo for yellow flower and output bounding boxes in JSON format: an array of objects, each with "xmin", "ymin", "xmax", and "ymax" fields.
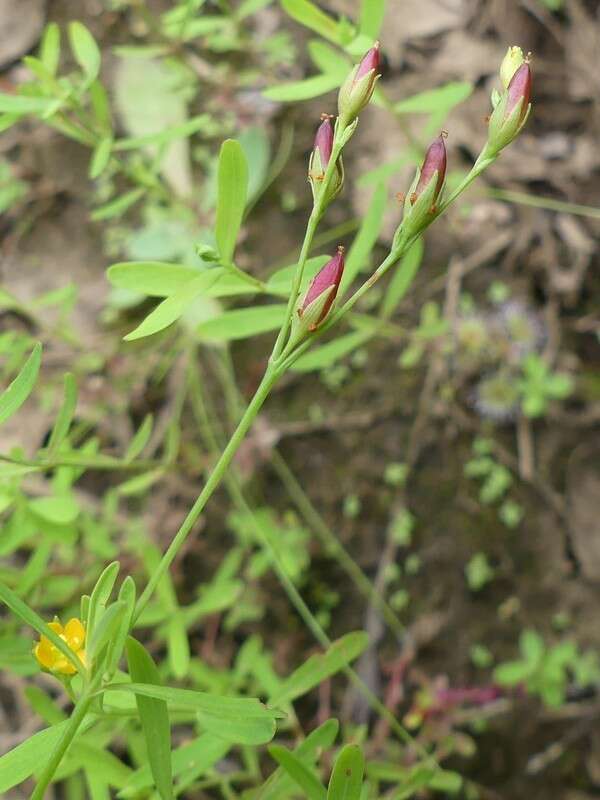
[{"xmin": 34, "ymin": 617, "xmax": 86, "ymax": 676}]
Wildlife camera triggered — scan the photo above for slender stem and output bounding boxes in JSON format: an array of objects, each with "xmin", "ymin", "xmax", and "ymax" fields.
[
  {"xmin": 132, "ymin": 364, "xmax": 281, "ymax": 624},
  {"xmin": 30, "ymin": 678, "xmax": 99, "ymax": 799},
  {"xmin": 271, "ymin": 136, "xmax": 345, "ymax": 362}
]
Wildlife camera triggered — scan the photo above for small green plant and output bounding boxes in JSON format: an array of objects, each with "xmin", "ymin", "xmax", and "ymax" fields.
[
  {"xmin": 465, "ymin": 552, "xmax": 495, "ymax": 592},
  {"xmin": 494, "ymin": 630, "xmax": 600, "ymax": 707},
  {"xmin": 518, "ymin": 353, "xmax": 573, "ymax": 417}
]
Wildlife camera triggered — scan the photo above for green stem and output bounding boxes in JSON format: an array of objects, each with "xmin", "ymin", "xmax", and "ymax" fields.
[
  {"xmin": 188, "ymin": 365, "xmax": 417, "ymax": 750},
  {"xmin": 132, "ymin": 363, "xmax": 281, "ymax": 624},
  {"xmin": 30, "ymin": 678, "xmax": 99, "ymax": 800},
  {"xmin": 271, "ymin": 135, "xmax": 345, "ymax": 362}
]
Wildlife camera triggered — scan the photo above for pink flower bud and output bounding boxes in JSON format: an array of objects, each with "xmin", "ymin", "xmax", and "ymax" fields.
[
  {"xmin": 300, "ymin": 246, "xmax": 345, "ymax": 328},
  {"xmin": 355, "ymin": 42, "xmax": 381, "ymax": 83},
  {"xmin": 411, "ymin": 134, "xmax": 447, "ymax": 206},
  {"xmin": 505, "ymin": 62, "xmax": 531, "ymax": 124},
  {"xmin": 314, "ymin": 115, "xmax": 334, "ymax": 169},
  {"xmin": 338, "ymin": 42, "xmax": 381, "ymax": 125}
]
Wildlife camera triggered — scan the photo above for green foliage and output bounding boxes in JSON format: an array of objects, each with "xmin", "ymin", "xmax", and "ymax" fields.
[
  {"xmin": 494, "ymin": 630, "xmax": 600, "ymax": 707},
  {"xmin": 518, "ymin": 354, "xmax": 573, "ymax": 417}
]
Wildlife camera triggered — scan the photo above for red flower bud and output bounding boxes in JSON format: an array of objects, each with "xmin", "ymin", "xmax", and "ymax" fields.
[
  {"xmin": 300, "ymin": 246, "xmax": 345, "ymax": 327},
  {"xmin": 505, "ymin": 62, "xmax": 531, "ymax": 124},
  {"xmin": 338, "ymin": 42, "xmax": 381, "ymax": 125},
  {"xmin": 314, "ymin": 115, "xmax": 334, "ymax": 169},
  {"xmin": 411, "ymin": 134, "xmax": 447, "ymax": 206},
  {"xmin": 355, "ymin": 42, "xmax": 381, "ymax": 84}
]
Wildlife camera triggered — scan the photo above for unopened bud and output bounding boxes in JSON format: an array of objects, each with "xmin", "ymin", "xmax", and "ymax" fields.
[
  {"xmin": 401, "ymin": 133, "xmax": 447, "ymax": 237},
  {"xmin": 338, "ymin": 43, "xmax": 381, "ymax": 127},
  {"xmin": 308, "ymin": 114, "xmax": 344, "ymax": 205},
  {"xmin": 487, "ymin": 61, "xmax": 532, "ymax": 154},
  {"xmin": 294, "ymin": 247, "xmax": 345, "ymax": 336},
  {"xmin": 500, "ymin": 46, "xmax": 525, "ymax": 90},
  {"xmin": 410, "ymin": 134, "xmax": 447, "ymax": 208}
]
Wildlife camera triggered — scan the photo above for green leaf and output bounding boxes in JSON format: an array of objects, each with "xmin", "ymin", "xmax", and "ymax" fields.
[
  {"xmin": 47, "ymin": 372, "xmax": 77, "ymax": 454},
  {"xmin": 263, "ymin": 73, "xmax": 341, "ymax": 102},
  {"xmin": 91, "ymin": 187, "xmax": 145, "ymax": 221},
  {"xmin": 87, "ymin": 561, "xmax": 120, "ymax": 642},
  {"xmin": 113, "ymin": 115, "xmax": 212, "ymax": 152},
  {"xmin": 394, "ymin": 82, "xmax": 473, "ymax": 114},
  {"xmin": 197, "ymin": 304, "xmax": 287, "ymax": 342},
  {"xmin": 40, "ymin": 23, "xmax": 61, "ymax": 75},
  {"xmin": 89, "ymin": 136, "xmax": 113, "ymax": 179},
  {"xmin": 118, "ymin": 734, "xmax": 230, "ymax": 798},
  {"xmin": 341, "ymin": 182, "xmax": 387, "ymax": 292},
  {"xmin": 292, "ymin": 330, "xmax": 373, "ymax": 372},
  {"xmin": 107, "ymin": 261, "xmax": 202, "ymax": 297},
  {"xmin": 216, "ymin": 139, "xmax": 248, "ymax": 265},
  {"xmin": 29, "ymin": 494, "xmax": 79, "ymax": 525},
  {"xmin": 0, "ymin": 342, "xmax": 41, "ymax": 426},
  {"xmin": 493, "ymin": 660, "xmax": 534, "ymax": 685},
  {"xmin": 281, "ymin": 0, "xmax": 343, "ymax": 43},
  {"xmin": 358, "ymin": 0, "xmax": 386, "ymax": 38},
  {"xmin": 270, "ymin": 632, "xmax": 369, "ymax": 706},
  {"xmin": 0, "ymin": 94, "xmax": 57, "ymax": 114},
  {"xmin": 307, "ymin": 41, "xmax": 349, "ymax": 78},
  {"xmin": 89, "ymin": 600, "xmax": 127, "ymax": 662},
  {"xmin": 259, "ymin": 720, "xmax": 339, "ymax": 800},
  {"xmin": 126, "ymin": 638, "xmax": 173, "ymax": 800},
  {"xmin": 327, "ymin": 744, "xmax": 365, "ymax": 800},
  {"xmin": 124, "ymin": 274, "xmax": 222, "ymax": 341},
  {"xmin": 104, "ymin": 577, "xmax": 136, "ymax": 676},
  {"xmin": 125, "ymin": 414, "xmax": 153, "ymax": 462},
  {"xmin": 0, "ymin": 719, "xmax": 70, "ymax": 792},
  {"xmin": 0, "ymin": 579, "xmax": 84, "ymax": 675},
  {"xmin": 269, "ymin": 745, "xmax": 327, "ymax": 800},
  {"xmin": 105, "ymin": 683, "xmax": 279, "ymax": 745},
  {"xmin": 380, "ymin": 238, "xmax": 424, "ymax": 318},
  {"xmin": 68, "ymin": 22, "xmax": 101, "ymax": 82}
]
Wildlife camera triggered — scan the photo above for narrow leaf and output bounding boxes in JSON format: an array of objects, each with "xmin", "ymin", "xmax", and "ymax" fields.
[
  {"xmin": 124, "ymin": 415, "xmax": 153, "ymax": 462},
  {"xmin": 68, "ymin": 22, "xmax": 101, "ymax": 82},
  {"xmin": 341, "ymin": 182, "xmax": 387, "ymax": 292},
  {"xmin": 87, "ymin": 561, "xmax": 119, "ymax": 642},
  {"xmin": 0, "ymin": 720, "xmax": 70, "ymax": 792},
  {"xmin": 215, "ymin": 139, "xmax": 248, "ymax": 265},
  {"xmin": 47, "ymin": 372, "xmax": 77, "ymax": 454},
  {"xmin": 40, "ymin": 22, "xmax": 61, "ymax": 75},
  {"xmin": 359, "ymin": 0, "xmax": 386, "ymax": 38},
  {"xmin": 105, "ymin": 683, "xmax": 279, "ymax": 745},
  {"xmin": 270, "ymin": 632, "xmax": 369, "ymax": 706},
  {"xmin": 381, "ymin": 238, "xmax": 424, "ymax": 318},
  {"xmin": 263, "ymin": 73, "xmax": 340, "ymax": 102},
  {"xmin": 197, "ymin": 304, "xmax": 287, "ymax": 342},
  {"xmin": 269, "ymin": 745, "xmax": 327, "ymax": 800},
  {"xmin": 281, "ymin": 0, "xmax": 342, "ymax": 43},
  {"xmin": 126, "ymin": 638, "xmax": 173, "ymax": 800},
  {"xmin": 89, "ymin": 136, "xmax": 113, "ymax": 179},
  {"xmin": 0, "ymin": 343, "xmax": 41, "ymax": 426},
  {"xmin": 124, "ymin": 274, "xmax": 221, "ymax": 341},
  {"xmin": 327, "ymin": 744, "xmax": 365, "ymax": 800},
  {"xmin": 292, "ymin": 330, "xmax": 372, "ymax": 373}
]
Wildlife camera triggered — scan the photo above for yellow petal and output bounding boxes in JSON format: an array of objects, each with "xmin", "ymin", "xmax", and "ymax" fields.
[
  {"xmin": 48, "ymin": 620, "xmax": 64, "ymax": 636},
  {"xmin": 34, "ymin": 639, "xmax": 56, "ymax": 670},
  {"xmin": 53, "ymin": 656, "xmax": 76, "ymax": 675},
  {"xmin": 64, "ymin": 618, "xmax": 85, "ymax": 650}
]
